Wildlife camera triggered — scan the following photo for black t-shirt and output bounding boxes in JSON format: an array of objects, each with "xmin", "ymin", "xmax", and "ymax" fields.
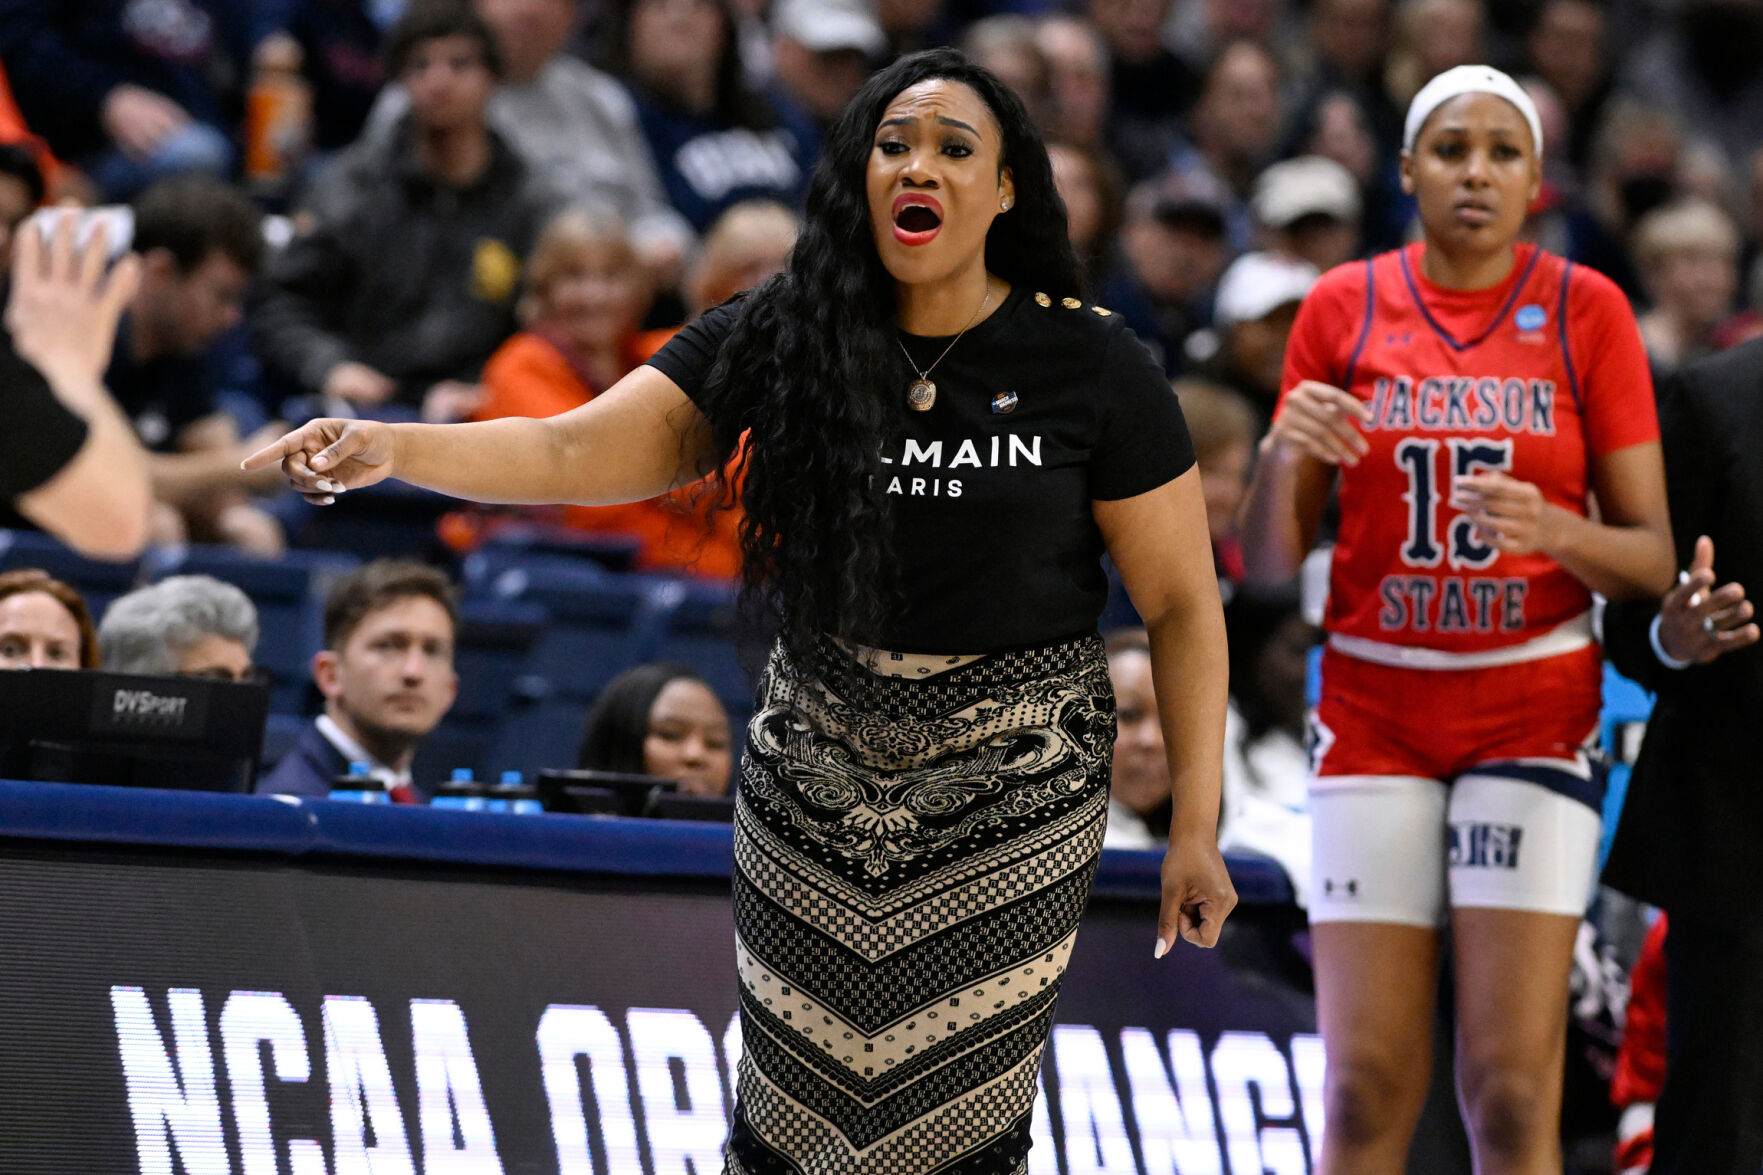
[
  {"xmin": 105, "ymin": 318, "xmax": 217, "ymax": 452},
  {"xmin": 646, "ymin": 284, "xmax": 1196, "ymax": 652},
  {"xmin": 0, "ymin": 342, "xmax": 88, "ymax": 500}
]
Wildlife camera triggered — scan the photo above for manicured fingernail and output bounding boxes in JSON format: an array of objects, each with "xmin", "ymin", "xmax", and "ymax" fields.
[
  {"xmin": 316, "ymin": 478, "xmax": 339, "ymax": 493},
  {"xmin": 1154, "ymin": 937, "xmax": 1169, "ymax": 959},
  {"xmin": 320, "ymin": 494, "xmax": 335, "ymax": 505},
  {"xmin": 312, "ymin": 454, "xmax": 329, "ymax": 469}
]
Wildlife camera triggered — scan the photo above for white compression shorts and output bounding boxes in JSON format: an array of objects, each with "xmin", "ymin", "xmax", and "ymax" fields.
[{"xmin": 1308, "ymin": 766, "xmax": 1602, "ymax": 927}]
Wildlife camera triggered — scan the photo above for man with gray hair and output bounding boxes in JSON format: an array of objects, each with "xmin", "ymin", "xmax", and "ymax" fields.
[{"xmin": 98, "ymin": 575, "xmax": 259, "ymax": 682}]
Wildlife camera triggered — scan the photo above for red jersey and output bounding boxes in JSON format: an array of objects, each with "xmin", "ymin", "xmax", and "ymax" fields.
[{"xmin": 1280, "ymin": 242, "xmax": 1658, "ymax": 656}]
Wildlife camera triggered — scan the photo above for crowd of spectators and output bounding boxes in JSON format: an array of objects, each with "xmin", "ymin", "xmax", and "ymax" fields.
[
  {"xmin": 0, "ymin": 0, "xmax": 1754, "ymax": 876},
  {"xmin": 0, "ymin": 4, "xmax": 1755, "ymax": 1161}
]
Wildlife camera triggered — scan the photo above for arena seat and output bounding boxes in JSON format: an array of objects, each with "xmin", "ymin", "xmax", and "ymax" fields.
[{"xmin": 646, "ymin": 577, "xmax": 756, "ymax": 730}]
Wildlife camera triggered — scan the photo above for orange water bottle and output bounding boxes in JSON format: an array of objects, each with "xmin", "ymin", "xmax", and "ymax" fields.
[{"xmin": 244, "ymin": 34, "xmax": 312, "ymax": 197}]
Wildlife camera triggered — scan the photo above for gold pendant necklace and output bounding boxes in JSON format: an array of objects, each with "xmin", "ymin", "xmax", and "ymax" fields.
[{"xmin": 897, "ymin": 281, "xmax": 993, "ymax": 412}]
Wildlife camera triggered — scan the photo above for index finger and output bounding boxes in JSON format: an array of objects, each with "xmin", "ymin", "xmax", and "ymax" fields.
[
  {"xmin": 241, "ymin": 428, "xmax": 308, "ymax": 471},
  {"xmin": 1301, "ymin": 382, "xmax": 1370, "ymax": 423}
]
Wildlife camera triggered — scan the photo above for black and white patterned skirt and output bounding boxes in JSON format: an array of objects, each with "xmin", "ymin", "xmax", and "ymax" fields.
[{"xmin": 725, "ymin": 632, "xmax": 1116, "ymax": 1175}]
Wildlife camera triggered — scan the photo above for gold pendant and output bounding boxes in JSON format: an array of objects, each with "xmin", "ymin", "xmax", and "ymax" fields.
[{"xmin": 906, "ymin": 378, "xmax": 937, "ymax": 411}]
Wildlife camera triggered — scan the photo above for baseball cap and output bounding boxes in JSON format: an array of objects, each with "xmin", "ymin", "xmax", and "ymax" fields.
[
  {"xmin": 1252, "ymin": 156, "xmax": 1361, "ymax": 229},
  {"xmin": 1131, "ymin": 169, "xmax": 1231, "ymax": 238},
  {"xmin": 773, "ymin": 0, "xmax": 887, "ymax": 57},
  {"xmin": 1213, "ymin": 251, "xmax": 1320, "ymax": 329}
]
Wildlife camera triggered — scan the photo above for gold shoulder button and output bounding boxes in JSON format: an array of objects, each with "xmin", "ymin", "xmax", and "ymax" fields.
[
  {"xmin": 1061, "ymin": 296, "xmax": 1082, "ymax": 309},
  {"xmin": 1034, "ymin": 291, "xmax": 1051, "ymax": 307},
  {"xmin": 1091, "ymin": 305, "xmax": 1113, "ymax": 316}
]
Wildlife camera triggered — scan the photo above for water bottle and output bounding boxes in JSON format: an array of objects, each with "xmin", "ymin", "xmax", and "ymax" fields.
[
  {"xmin": 432, "ymin": 767, "xmax": 486, "ymax": 811},
  {"xmin": 492, "ymin": 769, "xmax": 544, "ymax": 815},
  {"xmin": 330, "ymin": 761, "xmax": 390, "ymax": 804}
]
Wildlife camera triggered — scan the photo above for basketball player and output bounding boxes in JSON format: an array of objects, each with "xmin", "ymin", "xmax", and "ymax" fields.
[{"xmin": 1239, "ymin": 66, "xmax": 1674, "ymax": 1174}]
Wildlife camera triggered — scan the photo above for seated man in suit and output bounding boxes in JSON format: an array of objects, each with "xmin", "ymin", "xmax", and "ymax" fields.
[{"xmin": 257, "ymin": 559, "xmax": 458, "ymax": 801}]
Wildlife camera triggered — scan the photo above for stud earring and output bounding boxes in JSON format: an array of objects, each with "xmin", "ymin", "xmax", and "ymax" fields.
[{"xmin": 1000, "ymin": 199, "xmax": 1011, "ymax": 211}]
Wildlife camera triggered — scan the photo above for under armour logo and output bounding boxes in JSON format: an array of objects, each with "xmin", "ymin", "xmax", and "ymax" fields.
[{"xmin": 1323, "ymin": 878, "xmax": 1359, "ymax": 897}]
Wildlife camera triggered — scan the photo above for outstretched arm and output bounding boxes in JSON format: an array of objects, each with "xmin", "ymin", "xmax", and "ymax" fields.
[
  {"xmin": 1095, "ymin": 467, "xmax": 1237, "ymax": 952},
  {"xmin": 243, "ymin": 365, "xmax": 722, "ymax": 508}
]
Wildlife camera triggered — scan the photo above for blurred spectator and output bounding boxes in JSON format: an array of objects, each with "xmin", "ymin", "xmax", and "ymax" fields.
[
  {"xmin": 767, "ymin": 0, "xmax": 886, "ymax": 162},
  {"xmin": 0, "ymin": 569, "xmax": 98, "ymax": 669},
  {"xmin": 0, "ymin": 0, "xmax": 247, "ymax": 200},
  {"xmin": 365, "ymin": 0, "xmax": 691, "ymax": 273},
  {"xmin": 1633, "ymin": 198, "xmax": 1742, "ymax": 374},
  {"xmin": 1046, "ymin": 139, "xmax": 1124, "ymax": 293},
  {"xmin": 1100, "ymin": 172, "xmax": 1232, "ymax": 374},
  {"xmin": 1, "ymin": 208, "xmax": 155, "ymax": 558},
  {"xmin": 1296, "ymin": 88, "xmax": 1407, "ymax": 252},
  {"xmin": 254, "ymin": 0, "xmax": 559, "ymax": 422},
  {"xmin": 1168, "ymin": 39, "xmax": 1287, "ymax": 243},
  {"xmin": 602, "ymin": 0, "xmax": 809, "ymax": 235},
  {"xmin": 1251, "ymin": 153, "xmax": 1363, "ymax": 272},
  {"xmin": 257, "ymin": 559, "xmax": 459, "ymax": 800},
  {"xmin": 1034, "ymin": 13, "xmax": 1111, "ymax": 151},
  {"xmin": 1219, "ymin": 582, "xmax": 1315, "ymax": 905},
  {"xmin": 1170, "ymin": 0, "xmax": 1291, "ymax": 65},
  {"xmin": 1523, "ymin": 0, "xmax": 1613, "ymax": 178},
  {"xmin": 577, "ymin": 661, "xmax": 734, "ymax": 796},
  {"xmin": 1610, "ymin": 913, "xmax": 1667, "ymax": 1175},
  {"xmin": 1385, "ymin": 0, "xmax": 1485, "ymax": 107},
  {"xmin": 1202, "ymin": 250, "xmax": 1319, "ymax": 417},
  {"xmin": 475, "ymin": 208, "xmax": 745, "ymax": 576},
  {"xmin": 1086, "ymin": 0, "xmax": 1198, "ymax": 181},
  {"xmin": 960, "ymin": 17, "xmax": 1053, "ymax": 130},
  {"xmin": 1587, "ymin": 100, "xmax": 1683, "ymax": 250},
  {"xmin": 0, "ymin": 143, "xmax": 45, "ymax": 272},
  {"xmin": 98, "ymin": 574, "xmax": 259, "ymax": 680},
  {"xmin": 1298, "ymin": 0, "xmax": 1400, "ymax": 155},
  {"xmin": 0, "ymin": 67, "xmax": 65, "ymax": 201},
  {"xmin": 275, "ymin": 0, "xmax": 390, "ymax": 155},
  {"xmin": 109, "ymin": 176, "xmax": 286, "ymax": 554},
  {"xmin": 677, "ymin": 198, "xmax": 800, "ymax": 317},
  {"xmin": 1101, "ymin": 627, "xmax": 1171, "ymax": 848},
  {"xmin": 1174, "ymin": 377, "xmax": 1258, "ymax": 589},
  {"xmin": 1622, "ymin": 0, "xmax": 1763, "ymax": 175},
  {"xmin": 879, "ymin": 0, "xmax": 953, "ymax": 59}
]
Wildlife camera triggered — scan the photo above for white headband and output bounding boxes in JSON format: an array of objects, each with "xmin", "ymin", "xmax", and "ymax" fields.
[{"xmin": 1403, "ymin": 65, "xmax": 1543, "ymax": 158}]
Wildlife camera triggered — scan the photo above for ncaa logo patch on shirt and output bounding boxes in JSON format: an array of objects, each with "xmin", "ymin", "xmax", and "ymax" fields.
[{"xmin": 1515, "ymin": 303, "xmax": 1548, "ymax": 344}]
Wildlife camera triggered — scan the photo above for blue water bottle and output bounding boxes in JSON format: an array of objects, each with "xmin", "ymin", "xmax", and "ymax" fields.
[
  {"xmin": 433, "ymin": 767, "xmax": 486, "ymax": 811},
  {"xmin": 493, "ymin": 769, "xmax": 544, "ymax": 815},
  {"xmin": 330, "ymin": 761, "xmax": 390, "ymax": 804}
]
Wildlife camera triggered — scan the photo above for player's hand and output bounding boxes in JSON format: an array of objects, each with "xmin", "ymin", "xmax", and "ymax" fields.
[
  {"xmin": 322, "ymin": 361, "xmax": 397, "ymax": 405},
  {"xmin": 241, "ymin": 418, "xmax": 396, "ymax": 504},
  {"xmin": 1264, "ymin": 380, "xmax": 1370, "ymax": 467},
  {"xmin": 1450, "ymin": 471, "xmax": 1561, "ymax": 556},
  {"xmin": 1657, "ymin": 535, "xmax": 1759, "ymax": 664},
  {"xmin": 5, "ymin": 211, "xmax": 140, "ymax": 390},
  {"xmin": 1155, "ymin": 833, "xmax": 1237, "ymax": 954},
  {"xmin": 101, "ymin": 84, "xmax": 192, "ymax": 159}
]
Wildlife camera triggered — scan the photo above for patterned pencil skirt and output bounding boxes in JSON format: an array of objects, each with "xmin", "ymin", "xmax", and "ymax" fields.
[{"xmin": 724, "ymin": 632, "xmax": 1116, "ymax": 1175}]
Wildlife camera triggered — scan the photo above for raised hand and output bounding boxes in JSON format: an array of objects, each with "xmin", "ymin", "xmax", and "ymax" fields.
[
  {"xmin": 1657, "ymin": 535, "xmax": 1760, "ymax": 665},
  {"xmin": 6, "ymin": 213, "xmax": 140, "ymax": 391},
  {"xmin": 241, "ymin": 417, "xmax": 397, "ymax": 504},
  {"xmin": 1264, "ymin": 380, "xmax": 1371, "ymax": 467}
]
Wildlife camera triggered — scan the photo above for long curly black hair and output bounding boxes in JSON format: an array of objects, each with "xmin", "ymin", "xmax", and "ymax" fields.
[{"xmin": 701, "ymin": 48, "xmax": 1081, "ymax": 653}]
